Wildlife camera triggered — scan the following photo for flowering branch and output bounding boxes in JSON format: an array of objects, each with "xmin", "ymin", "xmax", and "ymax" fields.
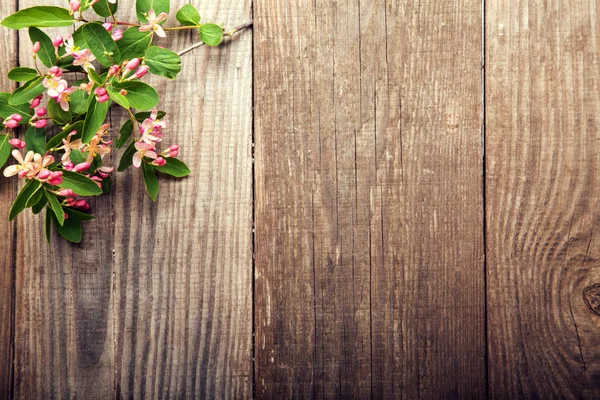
[{"xmin": 0, "ymin": 0, "xmax": 252, "ymax": 243}]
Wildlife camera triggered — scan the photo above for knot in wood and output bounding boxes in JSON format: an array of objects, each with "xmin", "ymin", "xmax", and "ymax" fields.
[{"xmin": 583, "ymin": 283, "xmax": 600, "ymax": 316}]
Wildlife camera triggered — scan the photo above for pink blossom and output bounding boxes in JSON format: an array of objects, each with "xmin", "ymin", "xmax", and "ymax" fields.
[
  {"xmin": 70, "ymin": 0, "xmax": 80, "ymax": 12},
  {"xmin": 134, "ymin": 65, "xmax": 149, "ymax": 79},
  {"xmin": 133, "ymin": 142, "xmax": 158, "ymax": 168},
  {"xmin": 126, "ymin": 58, "xmax": 140, "ymax": 71},
  {"xmin": 152, "ymin": 157, "xmax": 167, "ymax": 167},
  {"xmin": 8, "ymin": 139, "xmax": 26, "ymax": 149},
  {"xmin": 72, "ymin": 48, "xmax": 96, "ymax": 72},
  {"xmin": 53, "ymin": 36, "xmax": 64, "ymax": 47},
  {"xmin": 73, "ymin": 162, "xmax": 91, "ymax": 172},
  {"xmin": 59, "ymin": 189, "xmax": 76, "ymax": 197},
  {"xmin": 35, "ymin": 120, "xmax": 47, "ymax": 129},
  {"xmin": 103, "ymin": 22, "xmax": 113, "ymax": 32},
  {"xmin": 36, "ymin": 108, "xmax": 47, "ymax": 117},
  {"xmin": 47, "ymin": 171, "xmax": 63, "ymax": 186},
  {"xmin": 32, "ymin": 41, "xmax": 40, "ymax": 53},
  {"xmin": 139, "ymin": 9, "xmax": 169, "ymax": 38},
  {"xmin": 43, "ymin": 75, "xmax": 68, "ymax": 98},
  {"xmin": 55, "ymin": 87, "xmax": 77, "ymax": 112},
  {"xmin": 112, "ymin": 30, "xmax": 123, "ymax": 41},
  {"xmin": 4, "ymin": 119, "xmax": 19, "ymax": 129}
]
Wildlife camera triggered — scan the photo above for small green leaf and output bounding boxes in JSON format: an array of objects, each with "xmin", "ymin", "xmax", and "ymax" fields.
[
  {"xmin": 69, "ymin": 149, "xmax": 88, "ymax": 165},
  {"xmin": 52, "ymin": 212, "xmax": 82, "ymax": 243},
  {"xmin": 136, "ymin": 0, "xmax": 170, "ymax": 23},
  {"xmin": 82, "ymin": 96, "xmax": 110, "ymax": 143},
  {"xmin": 155, "ymin": 158, "xmax": 191, "ymax": 178},
  {"xmin": 176, "ymin": 4, "xmax": 200, "ymax": 26},
  {"xmin": 0, "ymin": 134, "xmax": 12, "ymax": 169},
  {"xmin": 144, "ymin": 46, "xmax": 182, "ymax": 79},
  {"xmin": 142, "ymin": 162, "xmax": 159, "ymax": 201},
  {"xmin": 9, "ymin": 179, "xmax": 41, "ymax": 221},
  {"xmin": 107, "ymin": 87, "xmax": 130, "ymax": 109},
  {"xmin": 69, "ymin": 89, "xmax": 89, "ymax": 115},
  {"xmin": 47, "ymin": 98, "xmax": 72, "ymax": 125},
  {"xmin": 1, "ymin": 6, "xmax": 75, "ymax": 30},
  {"xmin": 8, "ymin": 67, "xmax": 39, "ymax": 82},
  {"xmin": 118, "ymin": 141, "xmax": 136, "ymax": 171},
  {"xmin": 26, "ymin": 186, "xmax": 44, "ymax": 208},
  {"xmin": 82, "ymin": 22, "xmax": 120, "ymax": 67},
  {"xmin": 92, "ymin": 0, "xmax": 118, "ymax": 18},
  {"xmin": 134, "ymin": 110, "xmax": 166, "ymax": 121},
  {"xmin": 116, "ymin": 120, "xmax": 133, "ymax": 149},
  {"xmin": 87, "ymin": 68, "xmax": 105, "ymax": 86},
  {"xmin": 32, "ymin": 195, "xmax": 47, "ymax": 214},
  {"xmin": 25, "ymin": 126, "xmax": 46, "ymax": 154},
  {"xmin": 46, "ymin": 121, "xmax": 82, "ymax": 151},
  {"xmin": 200, "ymin": 23, "xmax": 224, "ymax": 47},
  {"xmin": 0, "ymin": 93, "xmax": 32, "ymax": 123},
  {"xmin": 45, "ymin": 208, "xmax": 52, "ymax": 243},
  {"xmin": 45, "ymin": 191, "xmax": 65, "ymax": 226},
  {"xmin": 29, "ymin": 27, "xmax": 57, "ymax": 68},
  {"xmin": 113, "ymin": 81, "xmax": 159, "ymax": 111},
  {"xmin": 64, "ymin": 207, "xmax": 95, "ymax": 221},
  {"xmin": 9, "ymin": 77, "xmax": 45, "ymax": 105},
  {"xmin": 116, "ymin": 28, "xmax": 152, "ymax": 63},
  {"xmin": 58, "ymin": 171, "xmax": 103, "ymax": 196}
]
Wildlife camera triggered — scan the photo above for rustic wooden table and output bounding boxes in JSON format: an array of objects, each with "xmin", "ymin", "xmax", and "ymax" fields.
[{"xmin": 1, "ymin": 0, "xmax": 599, "ymax": 398}]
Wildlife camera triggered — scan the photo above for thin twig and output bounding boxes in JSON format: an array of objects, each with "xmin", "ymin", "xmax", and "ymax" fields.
[{"xmin": 177, "ymin": 20, "xmax": 254, "ymax": 57}]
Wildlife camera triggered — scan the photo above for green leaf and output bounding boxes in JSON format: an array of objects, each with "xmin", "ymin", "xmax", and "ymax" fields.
[
  {"xmin": 64, "ymin": 207, "xmax": 95, "ymax": 221},
  {"xmin": 52, "ymin": 212, "xmax": 82, "ymax": 243},
  {"xmin": 9, "ymin": 179, "xmax": 41, "ymax": 221},
  {"xmin": 26, "ymin": 186, "xmax": 44, "ymax": 208},
  {"xmin": 116, "ymin": 120, "xmax": 133, "ymax": 149},
  {"xmin": 82, "ymin": 22, "xmax": 120, "ymax": 67},
  {"xmin": 69, "ymin": 89, "xmax": 89, "ymax": 115},
  {"xmin": 45, "ymin": 208, "xmax": 52, "ymax": 243},
  {"xmin": 155, "ymin": 157, "xmax": 190, "ymax": 178},
  {"xmin": 45, "ymin": 191, "xmax": 65, "ymax": 226},
  {"xmin": 87, "ymin": 68, "xmax": 105, "ymax": 86},
  {"xmin": 46, "ymin": 121, "xmax": 82, "ymax": 151},
  {"xmin": 176, "ymin": 4, "xmax": 200, "ymax": 26},
  {"xmin": 118, "ymin": 141, "xmax": 136, "ymax": 171},
  {"xmin": 0, "ymin": 93, "xmax": 32, "ymax": 123},
  {"xmin": 29, "ymin": 27, "xmax": 56, "ymax": 68},
  {"xmin": 1, "ymin": 6, "xmax": 75, "ymax": 30},
  {"xmin": 0, "ymin": 134, "xmax": 11, "ymax": 169},
  {"xmin": 136, "ymin": 0, "xmax": 170, "ymax": 23},
  {"xmin": 92, "ymin": 0, "xmax": 118, "ymax": 18},
  {"xmin": 47, "ymin": 98, "xmax": 72, "ymax": 125},
  {"xmin": 25, "ymin": 126, "xmax": 46, "ymax": 154},
  {"xmin": 134, "ymin": 110, "xmax": 166, "ymax": 121},
  {"xmin": 58, "ymin": 171, "xmax": 103, "ymax": 196},
  {"xmin": 8, "ymin": 67, "xmax": 38, "ymax": 82},
  {"xmin": 82, "ymin": 96, "xmax": 110, "ymax": 143},
  {"xmin": 107, "ymin": 87, "xmax": 130, "ymax": 109},
  {"xmin": 69, "ymin": 149, "xmax": 88, "ymax": 165},
  {"xmin": 144, "ymin": 46, "xmax": 182, "ymax": 79},
  {"xmin": 101, "ymin": 176, "xmax": 113, "ymax": 194},
  {"xmin": 113, "ymin": 81, "xmax": 159, "ymax": 111},
  {"xmin": 32, "ymin": 195, "xmax": 47, "ymax": 214},
  {"xmin": 116, "ymin": 28, "xmax": 152, "ymax": 63},
  {"xmin": 9, "ymin": 77, "xmax": 45, "ymax": 105},
  {"xmin": 200, "ymin": 23, "xmax": 224, "ymax": 47},
  {"xmin": 142, "ymin": 162, "xmax": 159, "ymax": 201}
]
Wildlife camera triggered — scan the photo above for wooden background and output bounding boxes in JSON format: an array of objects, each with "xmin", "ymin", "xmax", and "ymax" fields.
[{"xmin": 1, "ymin": 0, "xmax": 599, "ymax": 398}]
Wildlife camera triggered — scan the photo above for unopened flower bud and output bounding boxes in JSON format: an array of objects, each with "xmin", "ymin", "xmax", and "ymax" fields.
[
  {"xmin": 11, "ymin": 114, "xmax": 23, "ymax": 122},
  {"xmin": 73, "ymin": 162, "xmax": 91, "ymax": 172},
  {"xmin": 31, "ymin": 98, "xmax": 41, "ymax": 109},
  {"xmin": 169, "ymin": 150, "xmax": 179, "ymax": 157},
  {"xmin": 134, "ymin": 65, "xmax": 149, "ymax": 79},
  {"xmin": 95, "ymin": 87, "xmax": 107, "ymax": 96},
  {"xmin": 103, "ymin": 22, "xmax": 113, "ymax": 32},
  {"xmin": 112, "ymin": 30, "xmax": 123, "ymax": 41},
  {"xmin": 8, "ymin": 138, "xmax": 24, "ymax": 148},
  {"xmin": 119, "ymin": 89, "xmax": 128, "ymax": 96},
  {"xmin": 4, "ymin": 119, "xmax": 18, "ymax": 129},
  {"xmin": 97, "ymin": 94, "xmax": 110, "ymax": 103},
  {"xmin": 37, "ymin": 170, "xmax": 51, "ymax": 180},
  {"xmin": 53, "ymin": 36, "xmax": 64, "ymax": 47},
  {"xmin": 48, "ymin": 171, "xmax": 64, "ymax": 185},
  {"xmin": 49, "ymin": 66, "xmax": 62, "ymax": 77},
  {"xmin": 153, "ymin": 157, "xmax": 167, "ymax": 167},
  {"xmin": 108, "ymin": 65, "xmax": 120, "ymax": 77},
  {"xmin": 32, "ymin": 41, "xmax": 41, "ymax": 54},
  {"xmin": 69, "ymin": 0, "xmax": 81, "ymax": 12},
  {"xmin": 126, "ymin": 58, "xmax": 140, "ymax": 71},
  {"xmin": 59, "ymin": 189, "xmax": 75, "ymax": 197},
  {"xmin": 35, "ymin": 108, "xmax": 47, "ymax": 117},
  {"xmin": 63, "ymin": 161, "xmax": 75, "ymax": 171},
  {"xmin": 35, "ymin": 119, "xmax": 48, "ymax": 129}
]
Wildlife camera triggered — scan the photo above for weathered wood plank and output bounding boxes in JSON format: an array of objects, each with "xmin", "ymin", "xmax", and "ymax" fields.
[
  {"xmin": 255, "ymin": 0, "xmax": 486, "ymax": 397},
  {"xmin": 112, "ymin": 1, "xmax": 253, "ymax": 398},
  {"xmin": 13, "ymin": 1, "xmax": 115, "ymax": 398},
  {"xmin": 0, "ymin": 2, "xmax": 17, "ymax": 398},
  {"xmin": 487, "ymin": 0, "xmax": 600, "ymax": 397}
]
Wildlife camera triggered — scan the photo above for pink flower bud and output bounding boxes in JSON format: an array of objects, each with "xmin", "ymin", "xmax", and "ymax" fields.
[
  {"xmin": 11, "ymin": 114, "xmax": 23, "ymax": 122},
  {"xmin": 112, "ymin": 30, "xmax": 123, "ymax": 41},
  {"xmin": 35, "ymin": 108, "xmax": 47, "ymax": 117},
  {"xmin": 153, "ymin": 157, "xmax": 167, "ymax": 167},
  {"xmin": 35, "ymin": 120, "xmax": 47, "ymax": 129},
  {"xmin": 119, "ymin": 89, "xmax": 128, "ymax": 96},
  {"xmin": 75, "ymin": 200, "xmax": 87, "ymax": 208},
  {"xmin": 126, "ymin": 58, "xmax": 140, "ymax": 71},
  {"xmin": 70, "ymin": 0, "xmax": 81, "ymax": 12},
  {"xmin": 73, "ymin": 162, "xmax": 91, "ymax": 172},
  {"xmin": 53, "ymin": 36, "xmax": 64, "ymax": 47},
  {"xmin": 134, "ymin": 65, "xmax": 149, "ymax": 79},
  {"xmin": 18, "ymin": 170, "xmax": 29, "ymax": 179},
  {"xmin": 48, "ymin": 171, "xmax": 63, "ymax": 185},
  {"xmin": 169, "ymin": 150, "xmax": 179, "ymax": 157},
  {"xmin": 63, "ymin": 161, "xmax": 75, "ymax": 171},
  {"xmin": 8, "ymin": 138, "xmax": 22, "ymax": 147},
  {"xmin": 4, "ymin": 119, "xmax": 18, "ymax": 129},
  {"xmin": 59, "ymin": 189, "xmax": 75, "ymax": 197},
  {"xmin": 32, "ymin": 41, "xmax": 41, "ymax": 54},
  {"xmin": 94, "ymin": 87, "xmax": 107, "ymax": 96},
  {"xmin": 97, "ymin": 94, "xmax": 110, "ymax": 103},
  {"xmin": 108, "ymin": 65, "xmax": 120, "ymax": 77},
  {"xmin": 64, "ymin": 212, "xmax": 69, "ymax": 220},
  {"xmin": 49, "ymin": 66, "xmax": 62, "ymax": 77},
  {"xmin": 170, "ymin": 145, "xmax": 180, "ymax": 151},
  {"xmin": 37, "ymin": 170, "xmax": 52, "ymax": 180},
  {"xmin": 103, "ymin": 22, "xmax": 113, "ymax": 32},
  {"xmin": 30, "ymin": 98, "xmax": 41, "ymax": 109}
]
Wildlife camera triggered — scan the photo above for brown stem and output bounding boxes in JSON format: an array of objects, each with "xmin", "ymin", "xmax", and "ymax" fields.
[{"xmin": 177, "ymin": 20, "xmax": 253, "ymax": 57}]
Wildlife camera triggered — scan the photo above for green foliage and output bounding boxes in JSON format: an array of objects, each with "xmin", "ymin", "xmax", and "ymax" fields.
[
  {"xmin": 200, "ymin": 23, "xmax": 224, "ymax": 47},
  {"xmin": 0, "ymin": 92, "xmax": 32, "ymax": 122},
  {"xmin": 82, "ymin": 22, "xmax": 121, "ymax": 67},
  {"xmin": 29, "ymin": 27, "xmax": 56, "ymax": 68},
  {"xmin": 46, "ymin": 122, "xmax": 82, "ymax": 151},
  {"xmin": 9, "ymin": 77, "xmax": 45, "ymax": 105},
  {"xmin": 45, "ymin": 190, "xmax": 65, "ymax": 226},
  {"xmin": 51, "ymin": 211, "xmax": 83, "ymax": 243},
  {"xmin": 1, "ymin": 6, "xmax": 75, "ymax": 29},
  {"xmin": 142, "ymin": 162, "xmax": 159, "ymax": 201},
  {"xmin": 25, "ymin": 126, "xmax": 46, "ymax": 154},
  {"xmin": 69, "ymin": 89, "xmax": 89, "ymax": 115},
  {"xmin": 92, "ymin": 0, "xmax": 118, "ymax": 18},
  {"xmin": 0, "ymin": 134, "xmax": 11, "ymax": 169},
  {"xmin": 107, "ymin": 87, "xmax": 130, "ymax": 109},
  {"xmin": 8, "ymin": 67, "xmax": 38, "ymax": 82},
  {"xmin": 176, "ymin": 4, "xmax": 201, "ymax": 26},
  {"xmin": 118, "ymin": 141, "xmax": 136, "ymax": 171},
  {"xmin": 116, "ymin": 120, "xmax": 133, "ymax": 149},
  {"xmin": 144, "ymin": 46, "xmax": 182, "ymax": 79},
  {"xmin": 47, "ymin": 98, "xmax": 72, "ymax": 125},
  {"xmin": 116, "ymin": 28, "xmax": 153, "ymax": 63},
  {"xmin": 136, "ymin": 0, "xmax": 170, "ymax": 22},
  {"xmin": 156, "ymin": 158, "xmax": 190, "ymax": 178},
  {"xmin": 58, "ymin": 171, "xmax": 103, "ymax": 196},
  {"xmin": 113, "ymin": 81, "xmax": 159, "ymax": 111},
  {"xmin": 82, "ymin": 96, "xmax": 110, "ymax": 143},
  {"xmin": 9, "ymin": 179, "xmax": 41, "ymax": 221}
]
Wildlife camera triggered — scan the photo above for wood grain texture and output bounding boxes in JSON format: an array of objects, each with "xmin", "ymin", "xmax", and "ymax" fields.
[
  {"xmin": 254, "ymin": 0, "xmax": 486, "ymax": 398},
  {"xmin": 486, "ymin": 0, "xmax": 600, "ymax": 397},
  {"xmin": 112, "ymin": 0, "xmax": 253, "ymax": 398},
  {"xmin": 0, "ymin": 2, "xmax": 17, "ymax": 398},
  {"xmin": 13, "ymin": 1, "xmax": 114, "ymax": 398}
]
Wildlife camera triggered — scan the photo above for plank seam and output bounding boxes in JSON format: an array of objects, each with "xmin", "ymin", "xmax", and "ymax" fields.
[
  {"xmin": 251, "ymin": 0, "xmax": 256, "ymax": 397},
  {"xmin": 482, "ymin": 0, "xmax": 490, "ymax": 397}
]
